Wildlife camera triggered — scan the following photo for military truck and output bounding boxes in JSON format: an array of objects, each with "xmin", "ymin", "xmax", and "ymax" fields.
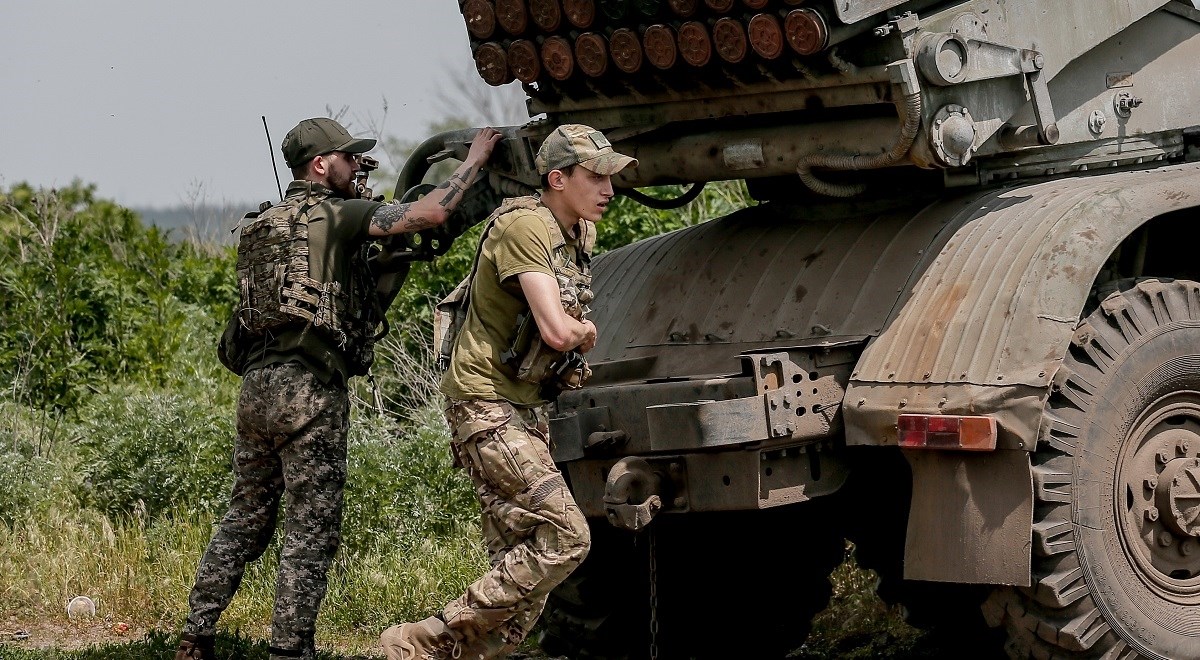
[{"xmin": 392, "ymin": 1, "xmax": 1200, "ymax": 657}]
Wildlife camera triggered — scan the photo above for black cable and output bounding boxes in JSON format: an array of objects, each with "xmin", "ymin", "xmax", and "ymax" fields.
[{"xmin": 618, "ymin": 182, "xmax": 707, "ymax": 209}]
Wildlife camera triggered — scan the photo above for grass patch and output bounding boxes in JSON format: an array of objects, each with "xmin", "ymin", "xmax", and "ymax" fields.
[{"xmin": 0, "ymin": 629, "xmax": 354, "ymax": 659}]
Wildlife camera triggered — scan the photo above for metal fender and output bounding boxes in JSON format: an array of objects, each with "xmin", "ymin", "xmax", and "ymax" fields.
[{"xmin": 844, "ymin": 162, "xmax": 1200, "ymax": 584}]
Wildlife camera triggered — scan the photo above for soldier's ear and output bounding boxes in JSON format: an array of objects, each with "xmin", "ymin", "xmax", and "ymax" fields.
[
  {"xmin": 310, "ymin": 154, "xmax": 331, "ymax": 177},
  {"xmin": 546, "ymin": 169, "xmax": 568, "ymax": 191}
]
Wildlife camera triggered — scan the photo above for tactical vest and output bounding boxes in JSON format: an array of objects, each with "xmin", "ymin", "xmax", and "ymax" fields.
[
  {"xmin": 513, "ymin": 203, "xmax": 594, "ymax": 390},
  {"xmin": 230, "ymin": 187, "xmax": 380, "ymax": 376},
  {"xmin": 434, "ymin": 196, "xmax": 594, "ymax": 389}
]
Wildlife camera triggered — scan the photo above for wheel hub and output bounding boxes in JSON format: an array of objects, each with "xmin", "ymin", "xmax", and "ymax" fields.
[
  {"xmin": 1156, "ymin": 456, "xmax": 1200, "ymax": 539},
  {"xmin": 1118, "ymin": 397, "xmax": 1200, "ymax": 587}
]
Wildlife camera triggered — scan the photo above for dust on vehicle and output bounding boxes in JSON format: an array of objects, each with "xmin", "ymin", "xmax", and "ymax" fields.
[{"xmin": 392, "ymin": 2, "xmax": 1200, "ymax": 658}]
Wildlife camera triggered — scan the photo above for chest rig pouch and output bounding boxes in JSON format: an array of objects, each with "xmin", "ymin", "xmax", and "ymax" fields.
[
  {"xmin": 502, "ymin": 204, "xmax": 596, "ymax": 395},
  {"xmin": 228, "ymin": 188, "xmax": 381, "ymax": 376}
]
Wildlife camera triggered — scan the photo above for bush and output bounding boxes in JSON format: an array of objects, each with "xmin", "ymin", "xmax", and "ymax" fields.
[
  {"xmin": 0, "ymin": 182, "xmax": 236, "ymax": 411},
  {"xmin": 341, "ymin": 406, "xmax": 477, "ymax": 556},
  {"xmin": 72, "ymin": 385, "xmax": 237, "ymax": 520},
  {"xmin": 0, "ymin": 402, "xmax": 76, "ymax": 525}
]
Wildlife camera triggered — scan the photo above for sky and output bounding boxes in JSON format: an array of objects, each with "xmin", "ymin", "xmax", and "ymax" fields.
[{"xmin": 1, "ymin": 1, "xmax": 519, "ymax": 209}]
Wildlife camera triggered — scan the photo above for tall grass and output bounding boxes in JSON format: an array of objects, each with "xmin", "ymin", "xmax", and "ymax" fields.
[{"xmin": 0, "ymin": 370, "xmax": 486, "ymax": 655}]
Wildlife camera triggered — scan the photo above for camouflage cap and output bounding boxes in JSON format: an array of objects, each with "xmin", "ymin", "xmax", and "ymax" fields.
[
  {"xmin": 535, "ymin": 124, "xmax": 637, "ymax": 176},
  {"xmin": 281, "ymin": 117, "xmax": 376, "ymax": 169}
]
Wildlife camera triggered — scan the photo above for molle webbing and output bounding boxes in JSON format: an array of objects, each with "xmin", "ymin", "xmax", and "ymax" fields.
[{"xmin": 234, "ymin": 194, "xmax": 349, "ymax": 347}]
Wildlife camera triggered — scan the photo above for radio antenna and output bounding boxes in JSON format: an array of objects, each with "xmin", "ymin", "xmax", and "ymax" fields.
[{"xmin": 262, "ymin": 115, "xmax": 284, "ymax": 201}]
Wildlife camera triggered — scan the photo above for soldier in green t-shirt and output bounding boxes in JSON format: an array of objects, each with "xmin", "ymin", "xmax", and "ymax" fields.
[
  {"xmin": 175, "ymin": 118, "xmax": 501, "ymax": 660},
  {"xmin": 381, "ymin": 125, "xmax": 636, "ymax": 660}
]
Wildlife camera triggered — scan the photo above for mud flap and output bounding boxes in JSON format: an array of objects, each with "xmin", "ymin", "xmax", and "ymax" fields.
[{"xmin": 903, "ymin": 449, "xmax": 1033, "ymax": 586}]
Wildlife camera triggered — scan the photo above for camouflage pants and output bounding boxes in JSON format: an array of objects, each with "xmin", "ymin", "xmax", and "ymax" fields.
[
  {"xmin": 441, "ymin": 399, "xmax": 591, "ymax": 657},
  {"xmin": 184, "ymin": 362, "xmax": 349, "ymax": 659}
]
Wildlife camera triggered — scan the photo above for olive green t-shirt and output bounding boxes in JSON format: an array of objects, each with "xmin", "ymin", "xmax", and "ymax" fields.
[
  {"xmin": 440, "ymin": 202, "xmax": 583, "ymax": 405},
  {"xmin": 241, "ymin": 181, "xmax": 382, "ymax": 385}
]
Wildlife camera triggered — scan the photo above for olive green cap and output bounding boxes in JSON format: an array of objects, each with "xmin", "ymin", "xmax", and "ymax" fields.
[
  {"xmin": 281, "ymin": 117, "xmax": 376, "ymax": 169},
  {"xmin": 535, "ymin": 124, "xmax": 637, "ymax": 175}
]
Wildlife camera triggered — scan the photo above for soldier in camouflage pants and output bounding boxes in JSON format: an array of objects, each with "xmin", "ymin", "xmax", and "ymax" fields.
[
  {"xmin": 381, "ymin": 124, "xmax": 636, "ymax": 659},
  {"xmin": 441, "ymin": 400, "xmax": 589, "ymax": 654},
  {"xmin": 182, "ymin": 363, "xmax": 348, "ymax": 657},
  {"xmin": 176, "ymin": 118, "xmax": 501, "ymax": 660}
]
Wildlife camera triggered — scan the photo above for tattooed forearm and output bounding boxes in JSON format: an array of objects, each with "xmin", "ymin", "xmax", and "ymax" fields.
[
  {"xmin": 371, "ymin": 202, "xmax": 438, "ymax": 234},
  {"xmin": 437, "ymin": 179, "xmax": 465, "ymax": 208},
  {"xmin": 433, "ymin": 168, "xmax": 477, "ymax": 210}
]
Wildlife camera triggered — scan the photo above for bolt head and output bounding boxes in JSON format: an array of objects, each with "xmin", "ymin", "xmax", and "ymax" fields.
[
  {"xmin": 1146, "ymin": 477, "xmax": 1159, "ymax": 490},
  {"xmin": 1033, "ymin": 53, "xmax": 1044, "ymax": 69},
  {"xmin": 1159, "ymin": 532, "xmax": 1174, "ymax": 547},
  {"xmin": 1146, "ymin": 506, "xmax": 1160, "ymax": 522},
  {"xmin": 1182, "ymin": 541, "xmax": 1194, "ymax": 556}
]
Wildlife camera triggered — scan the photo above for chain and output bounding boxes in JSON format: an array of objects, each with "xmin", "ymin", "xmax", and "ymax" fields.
[
  {"xmin": 367, "ymin": 369, "xmax": 385, "ymax": 415},
  {"xmin": 648, "ymin": 526, "xmax": 659, "ymax": 660}
]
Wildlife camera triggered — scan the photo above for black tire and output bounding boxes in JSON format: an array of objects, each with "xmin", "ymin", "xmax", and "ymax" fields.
[
  {"xmin": 985, "ymin": 279, "xmax": 1200, "ymax": 659},
  {"xmin": 539, "ymin": 505, "xmax": 845, "ymax": 660}
]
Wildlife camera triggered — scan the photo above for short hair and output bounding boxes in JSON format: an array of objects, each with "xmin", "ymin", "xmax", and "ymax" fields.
[{"xmin": 540, "ymin": 163, "xmax": 578, "ymax": 190}]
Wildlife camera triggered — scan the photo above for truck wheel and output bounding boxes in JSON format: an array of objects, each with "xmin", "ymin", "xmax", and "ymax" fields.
[{"xmin": 985, "ymin": 279, "xmax": 1200, "ymax": 659}]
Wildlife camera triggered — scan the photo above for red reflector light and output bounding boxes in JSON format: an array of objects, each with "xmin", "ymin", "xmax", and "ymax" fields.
[{"xmin": 898, "ymin": 414, "xmax": 997, "ymax": 451}]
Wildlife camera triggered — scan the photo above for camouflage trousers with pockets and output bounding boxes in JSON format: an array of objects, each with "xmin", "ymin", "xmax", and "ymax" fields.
[
  {"xmin": 441, "ymin": 399, "xmax": 591, "ymax": 658},
  {"xmin": 183, "ymin": 362, "xmax": 349, "ymax": 659}
]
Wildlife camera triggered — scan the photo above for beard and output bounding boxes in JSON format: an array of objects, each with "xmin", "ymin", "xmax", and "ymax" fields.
[{"xmin": 327, "ymin": 167, "xmax": 357, "ymax": 198}]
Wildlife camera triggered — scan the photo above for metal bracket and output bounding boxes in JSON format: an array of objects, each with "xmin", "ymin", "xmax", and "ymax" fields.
[
  {"xmin": 752, "ymin": 352, "xmax": 844, "ymax": 440},
  {"xmin": 916, "ymin": 33, "xmax": 1058, "ymax": 144}
]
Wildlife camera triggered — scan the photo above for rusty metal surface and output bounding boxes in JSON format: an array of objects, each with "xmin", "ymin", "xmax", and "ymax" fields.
[
  {"xmin": 903, "ymin": 449, "xmax": 1033, "ymax": 586},
  {"xmin": 508, "ymin": 39, "xmax": 541, "ymax": 83},
  {"xmin": 574, "ymin": 32, "xmax": 608, "ymax": 77},
  {"xmin": 585, "ymin": 196, "xmax": 973, "ymax": 381},
  {"xmin": 565, "ymin": 441, "xmax": 849, "ymax": 516},
  {"xmin": 642, "ymin": 351, "xmax": 847, "ymax": 451},
  {"xmin": 712, "ymin": 17, "xmax": 747, "ymax": 64},
  {"xmin": 846, "ymin": 163, "xmax": 1200, "ymax": 448},
  {"xmin": 609, "ymin": 27, "xmax": 643, "ymax": 73},
  {"xmin": 851, "ymin": 163, "xmax": 1200, "ymax": 388}
]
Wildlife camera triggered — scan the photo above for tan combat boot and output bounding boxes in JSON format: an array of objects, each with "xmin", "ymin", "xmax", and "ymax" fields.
[
  {"xmin": 380, "ymin": 615, "xmax": 460, "ymax": 660},
  {"xmin": 175, "ymin": 633, "xmax": 215, "ymax": 660}
]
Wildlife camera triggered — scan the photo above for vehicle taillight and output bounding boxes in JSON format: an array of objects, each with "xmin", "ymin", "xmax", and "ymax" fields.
[{"xmin": 897, "ymin": 414, "xmax": 997, "ymax": 451}]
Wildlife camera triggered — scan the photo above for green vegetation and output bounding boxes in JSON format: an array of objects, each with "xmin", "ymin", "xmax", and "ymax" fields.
[{"xmin": 0, "ymin": 178, "xmax": 935, "ymax": 659}]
